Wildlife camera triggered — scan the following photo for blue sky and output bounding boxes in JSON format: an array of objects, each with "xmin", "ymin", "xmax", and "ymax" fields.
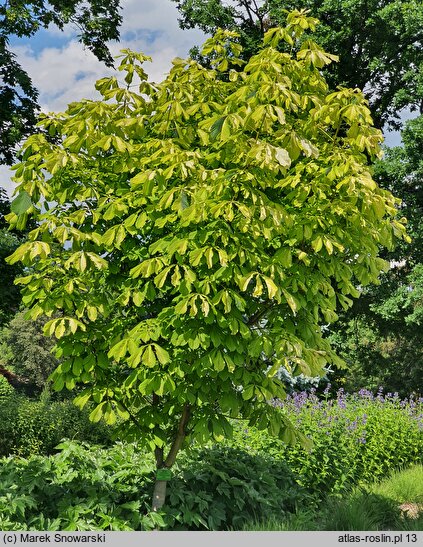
[{"xmin": 0, "ymin": 0, "xmax": 404, "ymax": 195}]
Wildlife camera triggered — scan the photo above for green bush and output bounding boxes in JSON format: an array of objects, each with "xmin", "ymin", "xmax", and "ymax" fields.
[
  {"xmin": 0, "ymin": 375, "xmax": 14, "ymax": 398},
  {"xmin": 164, "ymin": 445, "xmax": 308, "ymax": 530},
  {"xmin": 0, "ymin": 441, "xmax": 160, "ymax": 531},
  {"xmin": 0, "ymin": 441, "xmax": 307, "ymax": 531},
  {"xmin": 0, "ymin": 393, "xmax": 114, "ymax": 457},
  {"xmin": 0, "ymin": 389, "xmax": 421, "ymax": 531}
]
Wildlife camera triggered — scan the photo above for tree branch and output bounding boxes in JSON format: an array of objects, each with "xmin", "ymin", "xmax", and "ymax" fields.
[
  {"xmin": 164, "ymin": 403, "xmax": 191, "ymax": 468},
  {"xmin": 238, "ymin": 0, "xmax": 256, "ymax": 27},
  {"xmin": 247, "ymin": 301, "xmax": 274, "ymax": 326}
]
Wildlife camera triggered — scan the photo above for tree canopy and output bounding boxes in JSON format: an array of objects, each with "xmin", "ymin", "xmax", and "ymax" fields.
[
  {"xmin": 6, "ymin": 12, "xmax": 408, "ymax": 508},
  {"xmin": 329, "ymin": 115, "xmax": 423, "ymax": 395},
  {"xmin": 172, "ymin": 0, "xmax": 423, "ymax": 129},
  {"xmin": 0, "ymin": 0, "xmax": 122, "ymax": 165},
  {"xmin": 0, "ymin": 187, "xmax": 28, "ymax": 325},
  {"xmin": 0, "ymin": 309, "xmax": 58, "ymax": 393}
]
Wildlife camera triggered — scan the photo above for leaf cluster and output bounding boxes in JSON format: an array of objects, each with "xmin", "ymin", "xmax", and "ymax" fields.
[
  {"xmin": 0, "ymin": 439, "xmax": 304, "ymax": 531},
  {"xmin": 173, "ymin": 0, "xmax": 423, "ymax": 128},
  {"xmin": 0, "ymin": 441, "xmax": 160, "ymax": 530},
  {"xmin": 0, "ymin": 0, "xmax": 122, "ymax": 165}
]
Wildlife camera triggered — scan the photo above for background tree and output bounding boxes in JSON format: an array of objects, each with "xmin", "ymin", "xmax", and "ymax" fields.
[
  {"xmin": 172, "ymin": 0, "xmax": 423, "ymax": 129},
  {"xmin": 0, "ymin": 181, "xmax": 39, "ymax": 325},
  {"xmin": 0, "ymin": 310, "xmax": 59, "ymax": 393},
  {"xmin": 6, "ymin": 13, "xmax": 407, "ymax": 510},
  {"xmin": 0, "ymin": 0, "xmax": 122, "ymax": 165},
  {"xmin": 329, "ymin": 116, "xmax": 423, "ymax": 396},
  {"xmin": 0, "ymin": 187, "xmax": 27, "ymax": 324}
]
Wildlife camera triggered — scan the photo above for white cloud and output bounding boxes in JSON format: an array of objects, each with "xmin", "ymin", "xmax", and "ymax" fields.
[
  {"xmin": 12, "ymin": 0, "xmax": 206, "ymax": 114},
  {"xmin": 0, "ymin": 0, "xmax": 208, "ymax": 197},
  {"xmin": 13, "ymin": 42, "xmax": 113, "ymax": 113},
  {"xmin": 0, "ymin": 165, "xmax": 17, "ymax": 197},
  {"xmin": 120, "ymin": 0, "xmax": 189, "ymax": 35}
]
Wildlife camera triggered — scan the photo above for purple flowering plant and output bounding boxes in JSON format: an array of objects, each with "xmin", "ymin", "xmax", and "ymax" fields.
[{"xmin": 230, "ymin": 387, "xmax": 423, "ymax": 502}]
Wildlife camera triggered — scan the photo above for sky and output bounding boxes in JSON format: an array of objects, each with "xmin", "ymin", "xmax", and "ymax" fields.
[{"xmin": 0, "ymin": 0, "xmax": 404, "ymax": 197}]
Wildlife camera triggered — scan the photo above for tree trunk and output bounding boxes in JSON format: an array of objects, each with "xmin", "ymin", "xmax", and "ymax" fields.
[
  {"xmin": 152, "ymin": 479, "xmax": 168, "ymax": 512},
  {"xmin": 150, "ymin": 403, "xmax": 191, "ymax": 515}
]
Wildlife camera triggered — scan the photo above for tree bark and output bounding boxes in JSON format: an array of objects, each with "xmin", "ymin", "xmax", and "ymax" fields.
[
  {"xmin": 164, "ymin": 403, "xmax": 191, "ymax": 468},
  {"xmin": 151, "ymin": 403, "xmax": 191, "ymax": 514},
  {"xmin": 152, "ymin": 480, "xmax": 168, "ymax": 512}
]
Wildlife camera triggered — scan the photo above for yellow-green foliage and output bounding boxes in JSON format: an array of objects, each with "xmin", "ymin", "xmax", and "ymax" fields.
[{"xmin": 6, "ymin": 12, "xmax": 407, "ymax": 461}]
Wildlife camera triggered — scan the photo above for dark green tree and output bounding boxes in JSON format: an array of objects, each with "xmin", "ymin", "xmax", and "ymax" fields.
[
  {"xmin": 329, "ymin": 116, "xmax": 423, "ymax": 396},
  {"xmin": 0, "ymin": 309, "xmax": 59, "ymax": 392},
  {"xmin": 0, "ymin": 0, "xmax": 122, "ymax": 165},
  {"xmin": 172, "ymin": 0, "xmax": 423, "ymax": 129},
  {"xmin": 0, "ymin": 184, "xmax": 39, "ymax": 325},
  {"xmin": 0, "ymin": 188, "xmax": 24, "ymax": 324}
]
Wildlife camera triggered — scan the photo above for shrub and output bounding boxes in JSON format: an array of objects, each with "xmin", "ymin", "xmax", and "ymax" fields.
[
  {"xmin": 0, "ymin": 393, "xmax": 114, "ymax": 457},
  {"xmin": 0, "ymin": 375, "xmax": 14, "ymax": 398},
  {"xmin": 0, "ymin": 441, "xmax": 308, "ymax": 531},
  {"xmin": 0, "ymin": 441, "xmax": 160, "ymax": 531},
  {"xmin": 163, "ymin": 445, "xmax": 308, "ymax": 530},
  {"xmin": 0, "ymin": 389, "xmax": 421, "ymax": 531}
]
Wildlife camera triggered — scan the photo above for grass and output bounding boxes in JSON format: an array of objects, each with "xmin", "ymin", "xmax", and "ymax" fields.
[
  {"xmin": 242, "ymin": 465, "xmax": 423, "ymax": 531},
  {"xmin": 372, "ymin": 465, "xmax": 423, "ymax": 504}
]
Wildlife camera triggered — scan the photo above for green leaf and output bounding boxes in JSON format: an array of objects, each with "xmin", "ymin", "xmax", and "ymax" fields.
[
  {"xmin": 282, "ymin": 289, "xmax": 298, "ymax": 314},
  {"xmin": 154, "ymin": 344, "xmax": 170, "ymax": 365},
  {"xmin": 174, "ymin": 299, "xmax": 188, "ymax": 314},
  {"xmin": 210, "ymin": 117, "xmax": 225, "ymax": 141},
  {"xmin": 143, "ymin": 345, "xmax": 157, "ymax": 367},
  {"xmin": 108, "ymin": 339, "xmax": 129, "ymax": 361},
  {"xmin": 213, "ymin": 350, "xmax": 226, "ymax": 372},
  {"xmin": 311, "ymin": 236, "xmax": 323, "ymax": 252},
  {"xmin": 89, "ymin": 403, "xmax": 105, "ymax": 423},
  {"xmin": 242, "ymin": 385, "xmax": 255, "ymax": 401},
  {"xmin": 239, "ymin": 273, "xmax": 255, "ymax": 292},
  {"xmin": 11, "ymin": 191, "xmax": 32, "ymax": 215},
  {"xmin": 262, "ymin": 276, "xmax": 279, "ymax": 299}
]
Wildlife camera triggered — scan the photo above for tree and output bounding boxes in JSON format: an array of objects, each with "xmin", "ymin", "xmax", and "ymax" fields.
[
  {"xmin": 6, "ymin": 13, "xmax": 407, "ymax": 511},
  {"xmin": 171, "ymin": 0, "xmax": 423, "ymax": 129},
  {"xmin": 0, "ymin": 187, "xmax": 27, "ymax": 324},
  {"xmin": 0, "ymin": 310, "xmax": 59, "ymax": 393},
  {"xmin": 0, "ymin": 185, "xmax": 38, "ymax": 325},
  {"xmin": 328, "ymin": 116, "xmax": 423, "ymax": 396},
  {"xmin": 0, "ymin": 0, "xmax": 122, "ymax": 165}
]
